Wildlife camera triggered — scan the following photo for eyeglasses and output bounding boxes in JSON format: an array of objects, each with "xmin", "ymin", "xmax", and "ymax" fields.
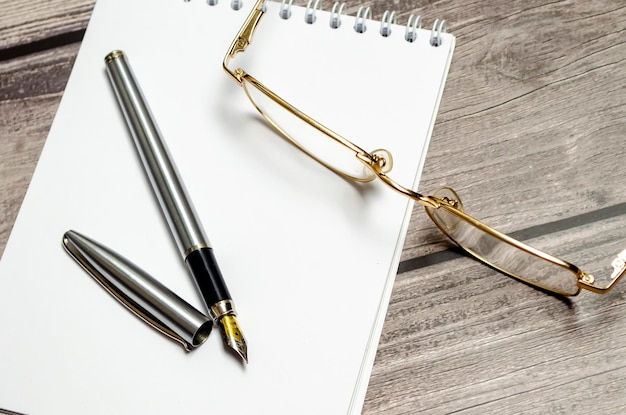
[{"xmin": 223, "ymin": 0, "xmax": 626, "ymax": 297}]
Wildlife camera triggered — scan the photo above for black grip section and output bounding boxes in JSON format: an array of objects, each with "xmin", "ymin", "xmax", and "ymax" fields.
[{"xmin": 185, "ymin": 247, "xmax": 231, "ymax": 309}]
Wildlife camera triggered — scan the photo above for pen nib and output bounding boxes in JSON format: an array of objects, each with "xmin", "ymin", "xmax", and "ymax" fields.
[{"xmin": 220, "ymin": 315, "xmax": 248, "ymax": 363}]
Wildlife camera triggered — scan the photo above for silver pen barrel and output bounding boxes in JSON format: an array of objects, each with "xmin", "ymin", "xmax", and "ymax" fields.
[{"xmin": 105, "ymin": 50, "xmax": 209, "ymax": 257}]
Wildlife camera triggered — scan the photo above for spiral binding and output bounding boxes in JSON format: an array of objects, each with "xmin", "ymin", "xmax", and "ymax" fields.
[
  {"xmin": 201, "ymin": 0, "xmax": 244, "ymax": 9},
  {"xmin": 353, "ymin": 6, "xmax": 371, "ymax": 33},
  {"xmin": 194, "ymin": 0, "xmax": 447, "ymax": 46},
  {"xmin": 329, "ymin": 2, "xmax": 346, "ymax": 28},
  {"xmin": 279, "ymin": 0, "xmax": 293, "ymax": 19},
  {"xmin": 305, "ymin": 0, "xmax": 322, "ymax": 24},
  {"xmin": 430, "ymin": 19, "xmax": 446, "ymax": 46},
  {"xmin": 405, "ymin": 14, "xmax": 422, "ymax": 42},
  {"xmin": 379, "ymin": 10, "xmax": 396, "ymax": 37}
]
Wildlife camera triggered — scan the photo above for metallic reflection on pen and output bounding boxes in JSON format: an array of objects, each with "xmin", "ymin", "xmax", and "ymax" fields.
[
  {"xmin": 63, "ymin": 230, "xmax": 212, "ymax": 351},
  {"xmin": 104, "ymin": 50, "xmax": 248, "ymax": 363}
]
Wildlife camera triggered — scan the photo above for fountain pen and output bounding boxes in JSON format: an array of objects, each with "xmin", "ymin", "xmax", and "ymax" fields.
[{"xmin": 104, "ymin": 50, "xmax": 247, "ymax": 363}]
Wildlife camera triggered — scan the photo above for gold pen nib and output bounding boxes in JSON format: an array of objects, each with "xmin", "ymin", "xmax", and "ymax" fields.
[{"xmin": 219, "ymin": 314, "xmax": 248, "ymax": 364}]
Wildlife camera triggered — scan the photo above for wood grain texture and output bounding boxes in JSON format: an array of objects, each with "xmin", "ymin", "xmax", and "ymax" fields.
[
  {"xmin": 0, "ymin": 0, "xmax": 93, "ymax": 50},
  {"xmin": 0, "ymin": 45, "xmax": 79, "ymax": 255},
  {"xmin": 1, "ymin": 0, "xmax": 625, "ymax": 414}
]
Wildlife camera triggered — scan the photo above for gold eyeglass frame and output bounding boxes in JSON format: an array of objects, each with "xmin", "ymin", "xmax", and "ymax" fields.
[{"xmin": 223, "ymin": 0, "xmax": 626, "ymax": 297}]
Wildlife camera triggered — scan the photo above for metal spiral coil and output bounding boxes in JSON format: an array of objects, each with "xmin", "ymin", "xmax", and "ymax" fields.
[
  {"xmin": 191, "ymin": 0, "xmax": 448, "ymax": 46},
  {"xmin": 305, "ymin": 0, "xmax": 322, "ymax": 24}
]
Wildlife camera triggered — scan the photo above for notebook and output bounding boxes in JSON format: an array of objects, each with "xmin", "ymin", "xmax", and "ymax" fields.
[{"xmin": 0, "ymin": 0, "xmax": 454, "ymax": 414}]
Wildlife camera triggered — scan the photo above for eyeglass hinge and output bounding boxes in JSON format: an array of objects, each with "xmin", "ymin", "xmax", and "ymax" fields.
[
  {"xmin": 229, "ymin": 6, "xmax": 265, "ymax": 58},
  {"xmin": 580, "ymin": 273, "xmax": 595, "ymax": 285}
]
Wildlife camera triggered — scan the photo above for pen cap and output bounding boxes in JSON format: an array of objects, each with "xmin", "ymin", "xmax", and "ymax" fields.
[{"xmin": 63, "ymin": 230, "xmax": 212, "ymax": 351}]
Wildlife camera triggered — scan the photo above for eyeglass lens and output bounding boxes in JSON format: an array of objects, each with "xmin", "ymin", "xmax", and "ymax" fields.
[
  {"xmin": 241, "ymin": 76, "xmax": 376, "ymax": 181},
  {"xmin": 425, "ymin": 190, "xmax": 580, "ymax": 296}
]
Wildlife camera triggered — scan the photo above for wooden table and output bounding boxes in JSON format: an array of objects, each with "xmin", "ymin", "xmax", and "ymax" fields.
[{"xmin": 2, "ymin": 1, "xmax": 625, "ymax": 413}]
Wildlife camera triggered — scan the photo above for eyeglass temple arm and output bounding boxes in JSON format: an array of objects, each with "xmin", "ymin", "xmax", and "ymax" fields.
[
  {"xmin": 579, "ymin": 249, "xmax": 626, "ymax": 294},
  {"xmin": 367, "ymin": 161, "xmax": 440, "ymax": 209},
  {"xmin": 223, "ymin": 0, "xmax": 266, "ymax": 83}
]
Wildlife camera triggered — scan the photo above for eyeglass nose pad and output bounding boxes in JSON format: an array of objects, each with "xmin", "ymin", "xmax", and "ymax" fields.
[
  {"xmin": 610, "ymin": 249, "xmax": 626, "ymax": 280},
  {"xmin": 430, "ymin": 187, "xmax": 465, "ymax": 232},
  {"xmin": 433, "ymin": 187, "xmax": 464, "ymax": 212},
  {"xmin": 371, "ymin": 149, "xmax": 393, "ymax": 174}
]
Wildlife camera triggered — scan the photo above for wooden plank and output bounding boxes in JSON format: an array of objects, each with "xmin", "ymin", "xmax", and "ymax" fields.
[
  {"xmin": 0, "ymin": 45, "xmax": 79, "ymax": 255},
  {"xmin": 0, "ymin": 0, "xmax": 94, "ymax": 51}
]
